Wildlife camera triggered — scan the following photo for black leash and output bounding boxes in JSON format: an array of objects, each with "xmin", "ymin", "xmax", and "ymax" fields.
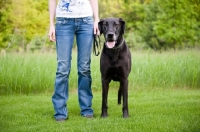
[{"xmin": 93, "ymin": 34, "xmax": 101, "ymax": 56}]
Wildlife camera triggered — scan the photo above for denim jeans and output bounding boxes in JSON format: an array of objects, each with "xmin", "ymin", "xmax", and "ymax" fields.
[{"xmin": 52, "ymin": 16, "xmax": 94, "ymax": 120}]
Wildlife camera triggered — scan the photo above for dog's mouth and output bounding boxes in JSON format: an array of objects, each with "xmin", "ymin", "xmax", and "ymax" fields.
[{"xmin": 106, "ymin": 41, "xmax": 116, "ymax": 48}]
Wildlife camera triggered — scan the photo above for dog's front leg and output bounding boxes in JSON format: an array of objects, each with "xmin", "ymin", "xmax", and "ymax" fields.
[
  {"xmin": 122, "ymin": 79, "xmax": 129, "ymax": 118},
  {"xmin": 101, "ymin": 79, "xmax": 109, "ymax": 118}
]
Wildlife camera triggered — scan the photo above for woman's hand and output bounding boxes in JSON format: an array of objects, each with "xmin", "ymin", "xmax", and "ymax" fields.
[{"xmin": 48, "ymin": 25, "xmax": 56, "ymax": 42}]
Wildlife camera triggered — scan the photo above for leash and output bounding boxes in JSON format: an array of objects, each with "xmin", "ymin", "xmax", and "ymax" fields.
[{"xmin": 93, "ymin": 34, "xmax": 101, "ymax": 56}]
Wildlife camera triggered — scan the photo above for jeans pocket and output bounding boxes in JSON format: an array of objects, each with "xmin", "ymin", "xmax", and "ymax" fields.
[
  {"xmin": 83, "ymin": 16, "xmax": 93, "ymax": 24},
  {"xmin": 56, "ymin": 17, "xmax": 68, "ymax": 25}
]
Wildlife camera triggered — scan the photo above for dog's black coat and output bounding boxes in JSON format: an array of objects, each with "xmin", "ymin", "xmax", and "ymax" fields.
[{"xmin": 98, "ymin": 18, "xmax": 132, "ymax": 118}]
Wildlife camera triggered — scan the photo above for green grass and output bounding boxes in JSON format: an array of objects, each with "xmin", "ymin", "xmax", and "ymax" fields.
[
  {"xmin": 0, "ymin": 89, "xmax": 200, "ymax": 132},
  {"xmin": 0, "ymin": 50, "xmax": 200, "ymax": 131},
  {"xmin": 0, "ymin": 50, "xmax": 200, "ymax": 95},
  {"xmin": 0, "ymin": 53, "xmax": 57, "ymax": 94}
]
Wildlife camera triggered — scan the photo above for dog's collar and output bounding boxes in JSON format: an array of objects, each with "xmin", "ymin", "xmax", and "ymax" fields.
[{"xmin": 106, "ymin": 38, "xmax": 124, "ymax": 50}]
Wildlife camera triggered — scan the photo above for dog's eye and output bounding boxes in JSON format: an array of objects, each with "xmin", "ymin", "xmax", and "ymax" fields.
[
  {"xmin": 115, "ymin": 25, "xmax": 119, "ymax": 32},
  {"xmin": 103, "ymin": 25, "xmax": 107, "ymax": 31},
  {"xmin": 115, "ymin": 26, "xmax": 119, "ymax": 30}
]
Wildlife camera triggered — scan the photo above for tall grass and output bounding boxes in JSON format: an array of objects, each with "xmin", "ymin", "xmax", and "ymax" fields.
[
  {"xmin": 131, "ymin": 50, "xmax": 200, "ymax": 89},
  {"xmin": 0, "ymin": 53, "xmax": 56, "ymax": 94},
  {"xmin": 0, "ymin": 50, "xmax": 200, "ymax": 95}
]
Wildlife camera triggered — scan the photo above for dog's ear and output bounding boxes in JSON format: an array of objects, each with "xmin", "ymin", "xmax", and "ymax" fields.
[
  {"xmin": 119, "ymin": 18, "xmax": 126, "ymax": 34},
  {"xmin": 98, "ymin": 19, "xmax": 105, "ymax": 35}
]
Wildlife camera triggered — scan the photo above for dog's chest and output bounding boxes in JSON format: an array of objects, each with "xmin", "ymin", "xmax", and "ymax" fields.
[
  {"xmin": 107, "ymin": 49, "xmax": 121, "ymax": 64},
  {"xmin": 108, "ymin": 66, "xmax": 125, "ymax": 81}
]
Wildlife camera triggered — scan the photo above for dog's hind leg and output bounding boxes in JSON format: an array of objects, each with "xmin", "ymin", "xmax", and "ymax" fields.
[{"xmin": 118, "ymin": 87, "xmax": 122, "ymax": 105}]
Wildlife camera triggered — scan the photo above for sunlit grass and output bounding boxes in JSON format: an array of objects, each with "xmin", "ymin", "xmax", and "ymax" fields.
[
  {"xmin": 0, "ymin": 50, "xmax": 200, "ymax": 95},
  {"xmin": 130, "ymin": 50, "xmax": 200, "ymax": 89},
  {"xmin": 0, "ymin": 50, "xmax": 200, "ymax": 131},
  {"xmin": 0, "ymin": 89, "xmax": 200, "ymax": 132},
  {"xmin": 0, "ymin": 53, "xmax": 56, "ymax": 94}
]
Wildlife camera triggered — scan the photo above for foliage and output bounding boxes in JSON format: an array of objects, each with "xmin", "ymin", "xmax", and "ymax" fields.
[
  {"xmin": 0, "ymin": 0, "xmax": 12, "ymax": 48},
  {"xmin": 0, "ymin": 0, "xmax": 49, "ymax": 51},
  {"xmin": 141, "ymin": 0, "xmax": 199, "ymax": 49},
  {"xmin": 99, "ymin": 0, "xmax": 200, "ymax": 50},
  {"xmin": 0, "ymin": 0, "xmax": 199, "ymax": 51},
  {"xmin": 2, "ymin": 29, "xmax": 25, "ymax": 52}
]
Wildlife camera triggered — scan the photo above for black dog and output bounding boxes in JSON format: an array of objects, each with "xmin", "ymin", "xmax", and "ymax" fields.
[{"xmin": 98, "ymin": 18, "xmax": 132, "ymax": 118}]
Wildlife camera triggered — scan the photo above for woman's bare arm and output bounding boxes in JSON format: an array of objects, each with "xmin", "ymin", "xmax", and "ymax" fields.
[
  {"xmin": 48, "ymin": 0, "xmax": 57, "ymax": 42},
  {"xmin": 89, "ymin": 0, "xmax": 100, "ymax": 35}
]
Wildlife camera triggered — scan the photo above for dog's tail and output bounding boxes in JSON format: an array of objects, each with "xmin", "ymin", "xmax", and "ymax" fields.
[{"xmin": 118, "ymin": 87, "xmax": 122, "ymax": 105}]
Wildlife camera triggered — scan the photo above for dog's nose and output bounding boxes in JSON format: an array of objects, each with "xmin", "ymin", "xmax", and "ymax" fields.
[{"xmin": 107, "ymin": 33, "xmax": 114, "ymax": 38}]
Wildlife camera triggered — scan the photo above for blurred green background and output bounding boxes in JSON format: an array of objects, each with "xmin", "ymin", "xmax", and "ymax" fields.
[{"xmin": 0, "ymin": 0, "xmax": 199, "ymax": 53}]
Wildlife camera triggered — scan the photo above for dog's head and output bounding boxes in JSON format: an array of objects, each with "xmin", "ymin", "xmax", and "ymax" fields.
[{"xmin": 98, "ymin": 18, "xmax": 125, "ymax": 49}]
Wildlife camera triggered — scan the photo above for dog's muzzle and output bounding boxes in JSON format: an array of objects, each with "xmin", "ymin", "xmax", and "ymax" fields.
[{"xmin": 106, "ymin": 33, "xmax": 116, "ymax": 48}]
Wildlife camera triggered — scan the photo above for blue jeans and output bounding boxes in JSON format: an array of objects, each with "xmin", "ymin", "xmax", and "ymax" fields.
[{"xmin": 52, "ymin": 16, "xmax": 94, "ymax": 120}]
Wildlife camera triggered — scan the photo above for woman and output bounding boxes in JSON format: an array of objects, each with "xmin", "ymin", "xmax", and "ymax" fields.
[{"xmin": 48, "ymin": 0, "xmax": 99, "ymax": 121}]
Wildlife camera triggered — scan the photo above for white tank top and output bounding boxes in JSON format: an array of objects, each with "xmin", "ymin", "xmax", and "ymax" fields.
[{"xmin": 56, "ymin": 0, "xmax": 93, "ymax": 18}]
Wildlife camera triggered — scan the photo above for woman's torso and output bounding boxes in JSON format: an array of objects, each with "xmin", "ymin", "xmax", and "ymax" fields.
[{"xmin": 56, "ymin": 0, "xmax": 93, "ymax": 18}]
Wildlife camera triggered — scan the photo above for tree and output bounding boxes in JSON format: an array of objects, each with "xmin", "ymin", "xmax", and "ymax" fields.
[
  {"xmin": 0, "ymin": 0, "xmax": 12, "ymax": 49},
  {"xmin": 0, "ymin": 0, "xmax": 49, "ymax": 51},
  {"xmin": 141, "ymin": 0, "xmax": 200, "ymax": 50},
  {"xmin": 1, "ymin": 0, "xmax": 199, "ymax": 51}
]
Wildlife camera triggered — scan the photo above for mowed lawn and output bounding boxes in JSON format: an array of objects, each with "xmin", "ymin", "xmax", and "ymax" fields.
[
  {"xmin": 0, "ymin": 50, "xmax": 200, "ymax": 131},
  {"xmin": 0, "ymin": 89, "xmax": 200, "ymax": 132}
]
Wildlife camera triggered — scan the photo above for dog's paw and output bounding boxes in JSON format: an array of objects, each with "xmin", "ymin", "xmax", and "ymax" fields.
[
  {"xmin": 101, "ymin": 113, "xmax": 108, "ymax": 118},
  {"xmin": 123, "ymin": 114, "xmax": 129, "ymax": 118},
  {"xmin": 123, "ymin": 110, "xmax": 129, "ymax": 118}
]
